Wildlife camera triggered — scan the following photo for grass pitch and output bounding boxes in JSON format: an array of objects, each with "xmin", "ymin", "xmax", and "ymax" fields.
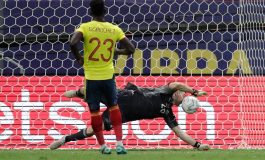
[{"xmin": 0, "ymin": 149, "xmax": 264, "ymax": 160}]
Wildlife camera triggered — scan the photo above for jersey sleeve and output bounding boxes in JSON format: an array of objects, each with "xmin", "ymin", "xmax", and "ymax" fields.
[
  {"xmin": 116, "ymin": 26, "xmax": 126, "ymax": 41},
  {"xmin": 163, "ymin": 109, "xmax": 178, "ymax": 128},
  {"xmin": 75, "ymin": 24, "xmax": 85, "ymax": 34}
]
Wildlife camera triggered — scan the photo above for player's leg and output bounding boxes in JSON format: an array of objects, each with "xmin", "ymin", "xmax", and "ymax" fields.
[
  {"xmin": 86, "ymin": 80, "xmax": 111, "ymax": 154},
  {"xmin": 64, "ymin": 87, "xmax": 84, "ymax": 98},
  {"xmin": 49, "ymin": 110, "xmax": 113, "ymax": 150},
  {"xmin": 66, "ymin": 128, "xmax": 94, "ymax": 142},
  {"xmin": 103, "ymin": 77, "xmax": 127, "ymax": 154},
  {"xmin": 49, "ymin": 127, "xmax": 93, "ymax": 150},
  {"xmin": 64, "ymin": 109, "xmax": 117, "ymax": 145}
]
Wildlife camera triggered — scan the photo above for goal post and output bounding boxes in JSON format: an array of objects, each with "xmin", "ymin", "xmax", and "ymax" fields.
[{"xmin": 0, "ymin": 0, "xmax": 264, "ymax": 149}]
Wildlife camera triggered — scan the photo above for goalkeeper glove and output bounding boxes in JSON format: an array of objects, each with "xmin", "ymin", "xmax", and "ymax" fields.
[
  {"xmin": 198, "ymin": 144, "xmax": 210, "ymax": 151},
  {"xmin": 193, "ymin": 142, "xmax": 210, "ymax": 151},
  {"xmin": 192, "ymin": 89, "xmax": 207, "ymax": 97}
]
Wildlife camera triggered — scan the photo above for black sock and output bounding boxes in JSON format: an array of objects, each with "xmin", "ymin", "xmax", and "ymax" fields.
[
  {"xmin": 76, "ymin": 89, "xmax": 84, "ymax": 99},
  {"xmin": 65, "ymin": 128, "xmax": 89, "ymax": 143}
]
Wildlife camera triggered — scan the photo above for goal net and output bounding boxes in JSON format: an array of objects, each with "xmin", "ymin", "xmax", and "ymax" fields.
[
  {"xmin": 0, "ymin": 0, "xmax": 264, "ymax": 149},
  {"xmin": 238, "ymin": 0, "xmax": 265, "ymax": 149}
]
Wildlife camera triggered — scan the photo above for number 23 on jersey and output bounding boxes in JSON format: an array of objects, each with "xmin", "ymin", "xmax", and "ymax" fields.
[{"xmin": 88, "ymin": 37, "xmax": 114, "ymax": 62}]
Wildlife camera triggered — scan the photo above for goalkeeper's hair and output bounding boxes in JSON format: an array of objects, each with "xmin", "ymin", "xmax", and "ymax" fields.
[{"xmin": 90, "ymin": 0, "xmax": 106, "ymax": 17}]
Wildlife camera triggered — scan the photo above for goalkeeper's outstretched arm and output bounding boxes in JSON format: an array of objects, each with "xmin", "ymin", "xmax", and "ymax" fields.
[
  {"xmin": 65, "ymin": 82, "xmax": 208, "ymax": 99},
  {"xmin": 168, "ymin": 82, "xmax": 207, "ymax": 97},
  {"xmin": 171, "ymin": 126, "xmax": 210, "ymax": 151}
]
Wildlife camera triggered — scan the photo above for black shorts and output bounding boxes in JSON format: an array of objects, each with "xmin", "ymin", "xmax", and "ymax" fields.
[{"xmin": 85, "ymin": 76, "xmax": 118, "ymax": 112}]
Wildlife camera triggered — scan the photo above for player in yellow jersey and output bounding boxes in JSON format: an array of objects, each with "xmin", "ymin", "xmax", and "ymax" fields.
[{"xmin": 69, "ymin": 0, "xmax": 135, "ymax": 155}]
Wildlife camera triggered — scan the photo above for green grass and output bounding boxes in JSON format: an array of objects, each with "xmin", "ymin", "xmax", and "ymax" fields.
[{"xmin": 0, "ymin": 149, "xmax": 265, "ymax": 160}]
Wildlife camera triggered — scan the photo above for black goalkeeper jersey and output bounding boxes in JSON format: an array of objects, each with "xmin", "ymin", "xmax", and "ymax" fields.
[{"xmin": 101, "ymin": 83, "xmax": 179, "ymax": 130}]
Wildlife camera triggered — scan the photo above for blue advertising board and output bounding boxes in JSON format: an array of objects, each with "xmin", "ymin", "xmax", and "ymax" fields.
[{"xmin": 1, "ymin": 0, "xmax": 257, "ymax": 76}]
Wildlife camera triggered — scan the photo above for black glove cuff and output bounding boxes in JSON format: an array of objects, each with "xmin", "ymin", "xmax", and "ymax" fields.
[
  {"xmin": 193, "ymin": 142, "xmax": 201, "ymax": 148},
  {"xmin": 192, "ymin": 89, "xmax": 198, "ymax": 97}
]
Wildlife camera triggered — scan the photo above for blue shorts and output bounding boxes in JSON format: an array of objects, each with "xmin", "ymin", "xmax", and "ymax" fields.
[{"xmin": 85, "ymin": 76, "xmax": 117, "ymax": 112}]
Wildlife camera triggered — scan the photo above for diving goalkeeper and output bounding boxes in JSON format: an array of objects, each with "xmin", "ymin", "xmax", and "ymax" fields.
[{"xmin": 49, "ymin": 82, "xmax": 210, "ymax": 151}]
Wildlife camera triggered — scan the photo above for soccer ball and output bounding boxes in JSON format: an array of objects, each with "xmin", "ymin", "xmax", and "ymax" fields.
[{"xmin": 181, "ymin": 96, "xmax": 201, "ymax": 114}]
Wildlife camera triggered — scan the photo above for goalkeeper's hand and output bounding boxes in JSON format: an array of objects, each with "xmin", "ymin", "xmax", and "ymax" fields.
[
  {"xmin": 197, "ymin": 90, "xmax": 207, "ymax": 96},
  {"xmin": 192, "ymin": 89, "xmax": 208, "ymax": 97},
  {"xmin": 197, "ymin": 144, "xmax": 210, "ymax": 151}
]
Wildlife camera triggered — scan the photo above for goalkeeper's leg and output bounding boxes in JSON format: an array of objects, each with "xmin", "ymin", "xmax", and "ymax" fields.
[
  {"xmin": 49, "ymin": 127, "xmax": 94, "ymax": 150},
  {"xmin": 64, "ymin": 88, "xmax": 84, "ymax": 98}
]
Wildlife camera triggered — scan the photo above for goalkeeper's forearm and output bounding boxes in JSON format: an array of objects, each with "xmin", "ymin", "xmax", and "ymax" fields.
[
  {"xmin": 169, "ymin": 82, "xmax": 206, "ymax": 97},
  {"xmin": 169, "ymin": 82, "xmax": 194, "ymax": 94},
  {"xmin": 171, "ymin": 126, "xmax": 201, "ymax": 148}
]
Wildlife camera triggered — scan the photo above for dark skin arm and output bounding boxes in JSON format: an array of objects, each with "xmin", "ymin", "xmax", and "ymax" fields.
[
  {"xmin": 115, "ymin": 37, "xmax": 135, "ymax": 55},
  {"xmin": 69, "ymin": 31, "xmax": 84, "ymax": 65}
]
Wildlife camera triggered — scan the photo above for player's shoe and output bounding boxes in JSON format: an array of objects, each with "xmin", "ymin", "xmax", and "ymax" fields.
[
  {"xmin": 197, "ymin": 144, "xmax": 210, "ymax": 151},
  {"xmin": 49, "ymin": 136, "xmax": 66, "ymax": 150},
  {"xmin": 64, "ymin": 90, "xmax": 77, "ymax": 98},
  {"xmin": 116, "ymin": 145, "xmax": 127, "ymax": 155},
  {"xmin": 100, "ymin": 145, "xmax": 111, "ymax": 154}
]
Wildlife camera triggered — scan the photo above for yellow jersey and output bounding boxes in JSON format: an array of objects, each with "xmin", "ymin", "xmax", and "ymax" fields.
[{"xmin": 76, "ymin": 20, "xmax": 125, "ymax": 80}]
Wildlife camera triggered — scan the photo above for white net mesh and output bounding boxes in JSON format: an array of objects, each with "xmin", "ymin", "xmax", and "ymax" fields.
[
  {"xmin": 238, "ymin": 0, "xmax": 265, "ymax": 148},
  {"xmin": 0, "ymin": 0, "xmax": 264, "ymax": 149}
]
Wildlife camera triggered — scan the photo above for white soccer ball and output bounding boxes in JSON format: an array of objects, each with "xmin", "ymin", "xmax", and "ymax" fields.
[{"xmin": 181, "ymin": 96, "xmax": 201, "ymax": 114}]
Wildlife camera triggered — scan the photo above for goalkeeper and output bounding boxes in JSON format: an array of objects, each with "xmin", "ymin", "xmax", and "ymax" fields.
[{"xmin": 49, "ymin": 82, "xmax": 210, "ymax": 151}]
